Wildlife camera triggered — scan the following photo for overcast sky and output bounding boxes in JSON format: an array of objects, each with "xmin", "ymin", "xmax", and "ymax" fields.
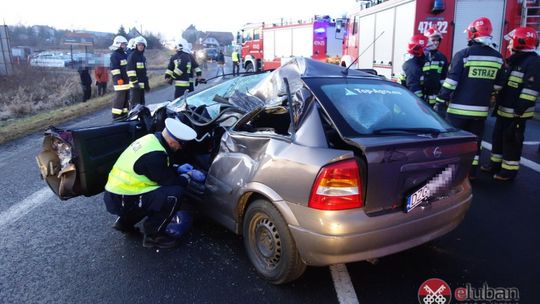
[{"xmin": 2, "ymin": 0, "xmax": 358, "ymax": 40}]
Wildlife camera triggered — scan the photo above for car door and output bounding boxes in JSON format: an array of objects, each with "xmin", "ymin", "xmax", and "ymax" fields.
[{"xmin": 37, "ymin": 120, "xmax": 147, "ymax": 200}]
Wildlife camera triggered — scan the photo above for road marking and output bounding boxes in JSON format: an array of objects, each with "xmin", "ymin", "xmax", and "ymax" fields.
[
  {"xmin": 0, "ymin": 187, "xmax": 53, "ymax": 229},
  {"xmin": 523, "ymin": 141, "xmax": 540, "ymax": 145},
  {"xmin": 482, "ymin": 141, "xmax": 540, "ymax": 173},
  {"xmin": 330, "ymin": 264, "xmax": 359, "ymax": 304}
]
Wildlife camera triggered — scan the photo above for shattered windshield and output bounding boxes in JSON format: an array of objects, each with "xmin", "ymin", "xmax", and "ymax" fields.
[{"xmin": 167, "ymin": 72, "xmax": 269, "ymax": 118}]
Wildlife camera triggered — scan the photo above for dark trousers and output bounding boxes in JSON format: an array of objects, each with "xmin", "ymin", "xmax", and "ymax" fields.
[
  {"xmin": 103, "ymin": 185, "xmax": 184, "ymax": 235},
  {"xmin": 112, "ymin": 90, "xmax": 129, "ymax": 119},
  {"xmin": 97, "ymin": 82, "xmax": 107, "ymax": 96},
  {"xmin": 174, "ymin": 85, "xmax": 193, "ymax": 99},
  {"xmin": 130, "ymin": 88, "xmax": 146, "ymax": 107},
  {"xmin": 82, "ymin": 84, "xmax": 91, "ymax": 102},
  {"xmin": 232, "ymin": 62, "xmax": 240, "ymax": 76},
  {"xmin": 448, "ymin": 115, "xmax": 486, "ymax": 175},
  {"xmin": 489, "ymin": 117, "xmax": 526, "ymax": 175}
]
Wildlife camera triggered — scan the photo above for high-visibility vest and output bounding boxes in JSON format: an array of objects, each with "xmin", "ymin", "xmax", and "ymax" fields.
[
  {"xmin": 105, "ymin": 134, "xmax": 167, "ymax": 195},
  {"xmin": 232, "ymin": 51, "xmax": 239, "ymax": 62}
]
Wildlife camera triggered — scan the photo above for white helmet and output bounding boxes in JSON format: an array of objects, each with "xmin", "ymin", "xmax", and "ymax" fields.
[
  {"xmin": 126, "ymin": 38, "xmax": 136, "ymax": 50},
  {"xmin": 176, "ymin": 38, "xmax": 191, "ymax": 53},
  {"xmin": 133, "ymin": 36, "xmax": 147, "ymax": 47},
  {"xmin": 110, "ymin": 35, "xmax": 128, "ymax": 50}
]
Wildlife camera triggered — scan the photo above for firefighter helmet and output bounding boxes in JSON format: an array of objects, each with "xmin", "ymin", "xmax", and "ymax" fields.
[
  {"xmin": 425, "ymin": 26, "xmax": 443, "ymax": 41},
  {"xmin": 466, "ymin": 17, "xmax": 493, "ymax": 40},
  {"xmin": 176, "ymin": 38, "xmax": 192, "ymax": 53},
  {"xmin": 408, "ymin": 34, "xmax": 429, "ymax": 57},
  {"xmin": 133, "ymin": 36, "xmax": 147, "ymax": 47},
  {"xmin": 505, "ymin": 27, "xmax": 539, "ymax": 51},
  {"xmin": 126, "ymin": 38, "xmax": 136, "ymax": 50},
  {"xmin": 110, "ymin": 35, "xmax": 128, "ymax": 50}
]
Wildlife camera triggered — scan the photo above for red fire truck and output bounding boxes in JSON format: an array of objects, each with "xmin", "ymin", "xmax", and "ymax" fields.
[
  {"xmin": 340, "ymin": 0, "xmax": 537, "ymax": 80},
  {"xmin": 237, "ymin": 16, "xmax": 345, "ymax": 71}
]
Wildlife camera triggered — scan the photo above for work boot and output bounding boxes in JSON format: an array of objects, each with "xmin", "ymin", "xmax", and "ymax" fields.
[
  {"xmin": 112, "ymin": 217, "xmax": 141, "ymax": 235},
  {"xmin": 493, "ymin": 170, "xmax": 517, "ymax": 181},
  {"xmin": 142, "ymin": 233, "xmax": 181, "ymax": 249},
  {"xmin": 480, "ymin": 163, "xmax": 500, "ymax": 174}
]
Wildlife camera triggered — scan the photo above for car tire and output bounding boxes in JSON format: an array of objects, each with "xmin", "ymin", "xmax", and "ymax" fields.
[
  {"xmin": 243, "ymin": 199, "xmax": 306, "ymax": 284},
  {"xmin": 245, "ymin": 62, "xmax": 254, "ymax": 73}
]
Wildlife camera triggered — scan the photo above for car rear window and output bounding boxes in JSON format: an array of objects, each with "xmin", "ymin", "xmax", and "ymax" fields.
[{"xmin": 305, "ymin": 78, "xmax": 453, "ymax": 136}]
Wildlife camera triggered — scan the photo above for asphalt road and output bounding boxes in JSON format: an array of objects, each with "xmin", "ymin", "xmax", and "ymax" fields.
[{"xmin": 1, "ymin": 62, "xmax": 539, "ymax": 303}]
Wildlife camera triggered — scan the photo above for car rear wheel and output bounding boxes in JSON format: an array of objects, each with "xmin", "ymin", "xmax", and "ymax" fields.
[
  {"xmin": 243, "ymin": 199, "xmax": 306, "ymax": 284},
  {"xmin": 244, "ymin": 62, "xmax": 254, "ymax": 73}
]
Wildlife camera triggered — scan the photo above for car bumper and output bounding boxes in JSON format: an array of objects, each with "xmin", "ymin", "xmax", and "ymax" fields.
[{"xmin": 287, "ymin": 181, "xmax": 472, "ymax": 266}]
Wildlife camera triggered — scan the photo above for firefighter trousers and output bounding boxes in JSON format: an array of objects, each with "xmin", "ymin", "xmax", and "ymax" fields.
[
  {"xmin": 112, "ymin": 89, "xmax": 129, "ymax": 120},
  {"xmin": 174, "ymin": 85, "xmax": 194, "ymax": 99},
  {"xmin": 130, "ymin": 88, "xmax": 146, "ymax": 107},
  {"xmin": 448, "ymin": 115, "xmax": 486, "ymax": 176},
  {"xmin": 488, "ymin": 117, "xmax": 526, "ymax": 177},
  {"xmin": 103, "ymin": 185, "xmax": 184, "ymax": 236}
]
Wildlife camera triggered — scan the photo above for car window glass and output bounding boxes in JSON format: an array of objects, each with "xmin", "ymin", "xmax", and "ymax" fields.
[{"xmin": 314, "ymin": 80, "xmax": 452, "ymax": 135}]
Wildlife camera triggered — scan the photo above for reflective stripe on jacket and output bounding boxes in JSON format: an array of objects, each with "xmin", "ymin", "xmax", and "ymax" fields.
[
  {"xmin": 105, "ymin": 134, "xmax": 167, "ymax": 195},
  {"xmin": 110, "ymin": 48, "xmax": 129, "ymax": 91}
]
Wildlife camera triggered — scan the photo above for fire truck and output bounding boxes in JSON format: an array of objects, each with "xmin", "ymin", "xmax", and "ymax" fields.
[
  {"xmin": 340, "ymin": 0, "xmax": 538, "ymax": 80},
  {"xmin": 237, "ymin": 16, "xmax": 345, "ymax": 71}
]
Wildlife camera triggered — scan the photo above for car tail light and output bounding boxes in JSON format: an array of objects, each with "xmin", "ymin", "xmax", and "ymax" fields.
[{"xmin": 309, "ymin": 159, "xmax": 363, "ymax": 210}]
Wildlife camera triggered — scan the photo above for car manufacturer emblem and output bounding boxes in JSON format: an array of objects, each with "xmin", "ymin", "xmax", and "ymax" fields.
[{"xmin": 433, "ymin": 147, "xmax": 442, "ymax": 158}]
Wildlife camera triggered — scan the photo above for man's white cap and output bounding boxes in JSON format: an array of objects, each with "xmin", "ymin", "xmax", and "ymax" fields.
[{"xmin": 165, "ymin": 118, "xmax": 197, "ymax": 142}]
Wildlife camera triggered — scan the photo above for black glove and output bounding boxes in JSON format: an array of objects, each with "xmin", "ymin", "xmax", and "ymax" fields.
[
  {"xmin": 433, "ymin": 102, "xmax": 447, "ymax": 116},
  {"xmin": 145, "ymin": 83, "xmax": 150, "ymax": 92},
  {"xmin": 198, "ymin": 78, "xmax": 207, "ymax": 85},
  {"xmin": 166, "ymin": 78, "xmax": 173, "ymax": 85},
  {"xmin": 131, "ymin": 82, "xmax": 140, "ymax": 89}
]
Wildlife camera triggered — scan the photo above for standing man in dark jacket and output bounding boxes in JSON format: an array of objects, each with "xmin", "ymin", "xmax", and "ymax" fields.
[
  {"xmin": 127, "ymin": 36, "xmax": 149, "ymax": 107},
  {"xmin": 400, "ymin": 34, "xmax": 428, "ymax": 99},
  {"xmin": 78, "ymin": 66, "xmax": 92, "ymax": 102},
  {"xmin": 109, "ymin": 35, "xmax": 130, "ymax": 119},
  {"xmin": 435, "ymin": 17, "xmax": 505, "ymax": 179},
  {"xmin": 165, "ymin": 38, "xmax": 203, "ymax": 99},
  {"xmin": 423, "ymin": 27, "xmax": 449, "ymax": 107},
  {"xmin": 482, "ymin": 27, "xmax": 540, "ymax": 180},
  {"xmin": 104, "ymin": 118, "xmax": 206, "ymax": 248}
]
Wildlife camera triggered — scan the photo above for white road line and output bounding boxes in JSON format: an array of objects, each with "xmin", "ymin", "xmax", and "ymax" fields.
[
  {"xmin": 330, "ymin": 264, "xmax": 359, "ymax": 304},
  {"xmin": 0, "ymin": 187, "xmax": 53, "ymax": 229},
  {"xmin": 523, "ymin": 141, "xmax": 540, "ymax": 145},
  {"xmin": 482, "ymin": 141, "xmax": 540, "ymax": 173}
]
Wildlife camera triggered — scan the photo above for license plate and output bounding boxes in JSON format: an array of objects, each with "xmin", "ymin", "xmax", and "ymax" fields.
[{"xmin": 405, "ymin": 165, "xmax": 455, "ymax": 213}]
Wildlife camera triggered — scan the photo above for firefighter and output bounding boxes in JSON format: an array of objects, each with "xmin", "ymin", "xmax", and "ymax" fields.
[
  {"xmin": 481, "ymin": 27, "xmax": 540, "ymax": 181},
  {"xmin": 423, "ymin": 26, "xmax": 449, "ymax": 107},
  {"xmin": 400, "ymin": 34, "xmax": 428, "ymax": 99},
  {"xmin": 127, "ymin": 36, "xmax": 149, "ymax": 107},
  {"xmin": 231, "ymin": 48, "xmax": 240, "ymax": 76},
  {"xmin": 109, "ymin": 35, "xmax": 130, "ymax": 120},
  {"xmin": 434, "ymin": 17, "xmax": 505, "ymax": 179},
  {"xmin": 103, "ymin": 118, "xmax": 206, "ymax": 248},
  {"xmin": 165, "ymin": 38, "xmax": 203, "ymax": 99}
]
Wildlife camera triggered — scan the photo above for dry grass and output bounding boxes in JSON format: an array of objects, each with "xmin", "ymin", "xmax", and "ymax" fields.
[{"xmin": 0, "ymin": 74, "xmax": 166, "ymax": 144}]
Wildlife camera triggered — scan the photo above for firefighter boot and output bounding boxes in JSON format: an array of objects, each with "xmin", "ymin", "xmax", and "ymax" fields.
[
  {"xmin": 142, "ymin": 233, "xmax": 181, "ymax": 249},
  {"xmin": 480, "ymin": 162, "xmax": 501, "ymax": 174},
  {"xmin": 494, "ymin": 169, "xmax": 517, "ymax": 181}
]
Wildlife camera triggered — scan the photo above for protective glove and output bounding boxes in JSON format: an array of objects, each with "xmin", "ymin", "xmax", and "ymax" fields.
[
  {"xmin": 165, "ymin": 77, "xmax": 173, "ymax": 85},
  {"xmin": 131, "ymin": 82, "xmax": 140, "ymax": 89},
  {"xmin": 145, "ymin": 82, "xmax": 150, "ymax": 92},
  {"xmin": 189, "ymin": 169, "xmax": 206, "ymax": 183},
  {"xmin": 177, "ymin": 163, "xmax": 194, "ymax": 174}
]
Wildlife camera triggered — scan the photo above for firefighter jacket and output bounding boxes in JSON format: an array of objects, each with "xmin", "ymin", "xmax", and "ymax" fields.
[
  {"xmin": 127, "ymin": 49, "xmax": 148, "ymax": 89},
  {"xmin": 110, "ymin": 48, "xmax": 129, "ymax": 91},
  {"xmin": 496, "ymin": 51, "xmax": 540, "ymax": 119},
  {"xmin": 165, "ymin": 51, "xmax": 202, "ymax": 88},
  {"xmin": 423, "ymin": 50, "xmax": 449, "ymax": 105},
  {"xmin": 437, "ymin": 42, "xmax": 504, "ymax": 118},
  {"xmin": 401, "ymin": 55, "xmax": 425, "ymax": 98}
]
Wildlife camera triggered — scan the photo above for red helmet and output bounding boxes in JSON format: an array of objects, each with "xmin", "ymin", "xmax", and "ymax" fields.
[
  {"xmin": 466, "ymin": 17, "xmax": 493, "ymax": 40},
  {"xmin": 505, "ymin": 27, "xmax": 539, "ymax": 51},
  {"xmin": 424, "ymin": 26, "xmax": 443, "ymax": 40},
  {"xmin": 408, "ymin": 34, "xmax": 429, "ymax": 56}
]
